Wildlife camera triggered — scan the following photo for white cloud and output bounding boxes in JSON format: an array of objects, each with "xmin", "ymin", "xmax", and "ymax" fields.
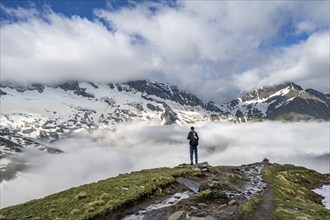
[
  {"xmin": 1, "ymin": 7, "xmax": 157, "ymax": 84},
  {"xmin": 0, "ymin": 3, "xmax": 38, "ymax": 19},
  {"xmin": 295, "ymin": 21, "xmax": 317, "ymax": 35},
  {"xmin": 1, "ymin": 121, "xmax": 329, "ymax": 208},
  {"xmin": 233, "ymin": 31, "xmax": 330, "ymax": 92},
  {"xmin": 0, "ymin": 1, "xmax": 329, "ymax": 101}
]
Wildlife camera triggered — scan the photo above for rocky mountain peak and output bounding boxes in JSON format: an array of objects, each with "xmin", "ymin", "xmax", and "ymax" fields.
[
  {"xmin": 125, "ymin": 80, "xmax": 203, "ymax": 106},
  {"xmin": 226, "ymin": 82, "xmax": 329, "ymax": 121},
  {"xmin": 241, "ymin": 82, "xmax": 302, "ymax": 103},
  {"xmin": 0, "ymin": 81, "xmax": 45, "ymax": 93}
]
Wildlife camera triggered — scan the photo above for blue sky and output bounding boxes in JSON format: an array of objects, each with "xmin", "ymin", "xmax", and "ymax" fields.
[
  {"xmin": 0, "ymin": 0, "xmax": 176, "ymax": 21},
  {"xmin": 0, "ymin": 0, "xmax": 308, "ymax": 46},
  {"xmin": 0, "ymin": 0, "xmax": 329, "ymax": 101},
  {"xmin": 1, "ymin": 0, "xmax": 106, "ymax": 18}
]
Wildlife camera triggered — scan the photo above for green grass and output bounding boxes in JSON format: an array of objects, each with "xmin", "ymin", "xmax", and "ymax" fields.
[
  {"xmin": 0, "ymin": 167, "xmax": 200, "ymax": 220},
  {"xmin": 263, "ymin": 164, "xmax": 330, "ymax": 220},
  {"xmin": 2, "ymin": 163, "xmax": 329, "ymax": 220},
  {"xmin": 239, "ymin": 190, "xmax": 265, "ymax": 215},
  {"xmin": 275, "ymin": 112, "xmax": 313, "ymax": 122}
]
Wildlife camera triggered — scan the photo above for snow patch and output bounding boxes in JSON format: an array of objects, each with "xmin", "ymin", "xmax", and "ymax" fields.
[
  {"xmin": 313, "ymin": 185, "xmax": 330, "ymax": 209},
  {"xmin": 269, "ymin": 87, "xmax": 291, "ymax": 99}
]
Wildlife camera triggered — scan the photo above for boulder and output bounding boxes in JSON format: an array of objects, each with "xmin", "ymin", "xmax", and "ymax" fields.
[{"xmin": 176, "ymin": 177, "xmax": 200, "ymax": 193}]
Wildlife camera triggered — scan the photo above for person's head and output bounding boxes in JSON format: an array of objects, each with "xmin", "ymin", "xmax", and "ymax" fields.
[{"xmin": 190, "ymin": 126, "xmax": 194, "ymax": 131}]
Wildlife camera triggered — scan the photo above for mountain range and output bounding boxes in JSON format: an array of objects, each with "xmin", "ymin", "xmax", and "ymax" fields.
[{"xmin": 0, "ymin": 80, "xmax": 329, "ymax": 182}]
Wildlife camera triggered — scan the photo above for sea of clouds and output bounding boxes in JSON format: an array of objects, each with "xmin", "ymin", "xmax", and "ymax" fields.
[{"xmin": 1, "ymin": 121, "xmax": 329, "ymax": 208}]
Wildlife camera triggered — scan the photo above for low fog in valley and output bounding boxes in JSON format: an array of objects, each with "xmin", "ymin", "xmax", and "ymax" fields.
[{"xmin": 1, "ymin": 121, "xmax": 329, "ymax": 208}]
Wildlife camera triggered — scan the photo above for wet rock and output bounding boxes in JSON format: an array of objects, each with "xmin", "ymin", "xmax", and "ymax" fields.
[
  {"xmin": 155, "ymin": 199, "xmax": 162, "ymax": 204},
  {"xmin": 167, "ymin": 211, "xmax": 184, "ymax": 220},
  {"xmin": 239, "ymin": 164, "xmax": 267, "ymax": 200},
  {"xmin": 123, "ymin": 192, "xmax": 190, "ymax": 220},
  {"xmin": 197, "ymin": 162, "xmax": 210, "ymax": 172},
  {"xmin": 197, "ymin": 203, "xmax": 207, "ymax": 207},
  {"xmin": 228, "ymin": 199, "xmax": 237, "ymax": 206},
  {"xmin": 168, "ymin": 197, "xmax": 177, "ymax": 204},
  {"xmin": 142, "ymin": 210, "xmax": 167, "ymax": 220},
  {"xmin": 176, "ymin": 177, "xmax": 200, "ymax": 193}
]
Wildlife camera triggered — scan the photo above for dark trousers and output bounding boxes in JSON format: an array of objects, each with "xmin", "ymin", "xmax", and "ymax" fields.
[{"xmin": 190, "ymin": 145, "xmax": 198, "ymax": 163}]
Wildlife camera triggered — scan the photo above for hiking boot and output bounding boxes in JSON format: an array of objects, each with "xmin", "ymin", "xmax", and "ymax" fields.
[
  {"xmin": 195, "ymin": 161, "xmax": 198, "ymax": 164},
  {"xmin": 190, "ymin": 162, "xmax": 193, "ymax": 165}
]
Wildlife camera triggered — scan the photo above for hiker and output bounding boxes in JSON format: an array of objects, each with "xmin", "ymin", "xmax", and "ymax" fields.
[{"xmin": 187, "ymin": 126, "xmax": 199, "ymax": 165}]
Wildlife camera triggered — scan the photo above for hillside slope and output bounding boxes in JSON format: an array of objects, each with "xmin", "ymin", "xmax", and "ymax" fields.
[{"xmin": 1, "ymin": 162, "xmax": 329, "ymax": 220}]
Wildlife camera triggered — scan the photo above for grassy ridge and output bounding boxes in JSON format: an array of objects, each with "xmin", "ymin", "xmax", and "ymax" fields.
[
  {"xmin": 1, "ymin": 164, "xmax": 329, "ymax": 220},
  {"xmin": 263, "ymin": 164, "xmax": 330, "ymax": 220},
  {"xmin": 0, "ymin": 167, "xmax": 200, "ymax": 220}
]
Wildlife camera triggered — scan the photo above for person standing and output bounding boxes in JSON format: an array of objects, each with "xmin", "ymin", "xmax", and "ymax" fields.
[{"xmin": 187, "ymin": 126, "xmax": 199, "ymax": 165}]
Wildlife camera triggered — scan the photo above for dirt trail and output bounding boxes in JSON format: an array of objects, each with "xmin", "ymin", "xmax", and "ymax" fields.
[{"xmin": 243, "ymin": 184, "xmax": 275, "ymax": 220}]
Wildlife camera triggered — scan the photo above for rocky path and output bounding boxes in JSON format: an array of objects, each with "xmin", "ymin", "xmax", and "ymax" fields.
[
  {"xmin": 243, "ymin": 185, "xmax": 275, "ymax": 220},
  {"xmin": 99, "ymin": 162, "xmax": 273, "ymax": 220}
]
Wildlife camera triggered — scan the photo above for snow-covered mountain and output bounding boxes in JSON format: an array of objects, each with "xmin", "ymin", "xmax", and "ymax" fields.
[
  {"xmin": 0, "ymin": 80, "xmax": 329, "ymax": 182},
  {"xmin": 224, "ymin": 82, "xmax": 330, "ymax": 122},
  {"xmin": 0, "ymin": 80, "xmax": 226, "ymax": 139},
  {"xmin": 0, "ymin": 80, "xmax": 229, "ymax": 182},
  {"xmin": 1, "ymin": 80, "xmax": 329, "ymax": 143}
]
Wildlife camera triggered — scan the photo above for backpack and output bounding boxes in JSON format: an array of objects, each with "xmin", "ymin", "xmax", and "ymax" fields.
[{"xmin": 190, "ymin": 131, "xmax": 199, "ymax": 146}]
